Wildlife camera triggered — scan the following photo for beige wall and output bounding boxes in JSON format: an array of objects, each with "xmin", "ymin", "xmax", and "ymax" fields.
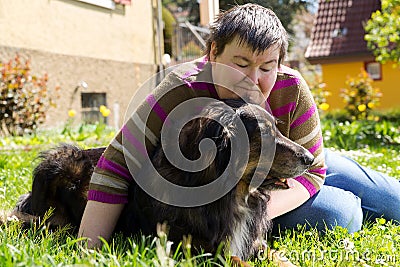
[
  {"xmin": 0, "ymin": 0, "xmax": 155, "ymax": 64},
  {"xmin": 0, "ymin": 0, "xmax": 159, "ymax": 129}
]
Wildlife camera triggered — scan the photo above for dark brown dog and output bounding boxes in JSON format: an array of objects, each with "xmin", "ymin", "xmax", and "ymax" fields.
[{"xmin": 8, "ymin": 100, "xmax": 313, "ymax": 266}]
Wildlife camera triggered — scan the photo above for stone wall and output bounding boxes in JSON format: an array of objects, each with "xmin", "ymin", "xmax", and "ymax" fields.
[{"xmin": 0, "ymin": 46, "xmax": 156, "ymax": 129}]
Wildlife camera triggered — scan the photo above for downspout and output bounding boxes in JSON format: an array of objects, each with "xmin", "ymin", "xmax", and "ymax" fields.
[{"xmin": 156, "ymin": 0, "xmax": 164, "ymax": 80}]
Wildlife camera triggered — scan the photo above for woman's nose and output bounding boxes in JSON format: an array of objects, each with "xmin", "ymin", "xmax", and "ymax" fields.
[{"xmin": 246, "ymin": 69, "xmax": 259, "ymax": 85}]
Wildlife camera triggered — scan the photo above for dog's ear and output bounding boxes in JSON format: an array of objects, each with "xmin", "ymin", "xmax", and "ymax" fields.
[
  {"xmin": 31, "ymin": 153, "xmax": 58, "ymax": 216},
  {"xmin": 237, "ymin": 108, "xmax": 260, "ymax": 140},
  {"xmin": 175, "ymin": 115, "xmax": 232, "ymax": 184}
]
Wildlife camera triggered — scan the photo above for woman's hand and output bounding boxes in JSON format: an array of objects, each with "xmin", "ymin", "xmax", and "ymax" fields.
[{"xmin": 78, "ymin": 200, "xmax": 125, "ymax": 248}]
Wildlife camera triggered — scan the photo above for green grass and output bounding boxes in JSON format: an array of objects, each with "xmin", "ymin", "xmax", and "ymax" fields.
[{"xmin": 0, "ymin": 118, "xmax": 399, "ymax": 266}]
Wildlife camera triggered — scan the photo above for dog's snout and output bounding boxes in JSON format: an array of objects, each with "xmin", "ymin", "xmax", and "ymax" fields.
[{"xmin": 302, "ymin": 150, "xmax": 314, "ymax": 166}]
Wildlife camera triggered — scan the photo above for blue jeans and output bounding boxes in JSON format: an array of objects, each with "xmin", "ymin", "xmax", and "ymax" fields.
[{"xmin": 272, "ymin": 149, "xmax": 400, "ymax": 234}]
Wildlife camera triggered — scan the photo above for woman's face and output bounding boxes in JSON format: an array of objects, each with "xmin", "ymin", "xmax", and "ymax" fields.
[{"xmin": 209, "ymin": 37, "xmax": 280, "ymax": 106}]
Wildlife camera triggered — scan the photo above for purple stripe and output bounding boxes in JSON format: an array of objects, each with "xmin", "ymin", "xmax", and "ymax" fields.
[
  {"xmin": 309, "ymin": 167, "xmax": 327, "ymax": 175},
  {"xmin": 97, "ymin": 156, "xmax": 132, "ymax": 181},
  {"xmin": 146, "ymin": 94, "xmax": 169, "ymax": 124},
  {"xmin": 182, "ymin": 56, "xmax": 208, "ymax": 79},
  {"xmin": 180, "ymin": 57, "xmax": 219, "ymax": 99},
  {"xmin": 309, "ymin": 136, "xmax": 323, "ymax": 154},
  {"xmin": 272, "ymin": 77, "xmax": 300, "ymax": 92},
  {"xmin": 121, "ymin": 125, "xmax": 147, "ymax": 157},
  {"xmin": 271, "ymin": 101, "xmax": 296, "ymax": 117},
  {"xmin": 191, "ymin": 81, "xmax": 210, "ymax": 90},
  {"xmin": 87, "ymin": 190, "xmax": 128, "ymax": 204},
  {"xmin": 294, "ymin": 176, "xmax": 317, "ymax": 197},
  {"xmin": 191, "ymin": 81, "xmax": 219, "ymax": 99},
  {"xmin": 208, "ymin": 83, "xmax": 219, "ymax": 99},
  {"xmin": 290, "ymin": 105, "xmax": 316, "ymax": 129}
]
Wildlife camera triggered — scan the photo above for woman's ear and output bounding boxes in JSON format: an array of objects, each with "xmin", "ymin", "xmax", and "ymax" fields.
[{"xmin": 210, "ymin": 41, "xmax": 217, "ymax": 61}]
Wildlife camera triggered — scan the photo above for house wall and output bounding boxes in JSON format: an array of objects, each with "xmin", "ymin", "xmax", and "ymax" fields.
[
  {"xmin": 0, "ymin": 0, "xmax": 158, "ymax": 129},
  {"xmin": 321, "ymin": 61, "xmax": 400, "ymax": 110}
]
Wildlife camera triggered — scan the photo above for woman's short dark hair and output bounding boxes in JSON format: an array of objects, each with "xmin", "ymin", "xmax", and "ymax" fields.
[{"xmin": 205, "ymin": 4, "xmax": 288, "ymax": 66}]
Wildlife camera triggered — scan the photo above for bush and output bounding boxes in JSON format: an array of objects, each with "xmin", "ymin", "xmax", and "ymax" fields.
[
  {"xmin": 307, "ymin": 71, "xmax": 331, "ymax": 112},
  {"xmin": 0, "ymin": 54, "xmax": 59, "ymax": 136},
  {"xmin": 340, "ymin": 70, "xmax": 382, "ymax": 120},
  {"xmin": 321, "ymin": 118, "xmax": 400, "ymax": 150}
]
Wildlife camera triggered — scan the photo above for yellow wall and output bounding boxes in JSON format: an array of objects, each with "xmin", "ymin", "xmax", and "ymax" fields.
[{"xmin": 322, "ymin": 61, "xmax": 400, "ymax": 110}]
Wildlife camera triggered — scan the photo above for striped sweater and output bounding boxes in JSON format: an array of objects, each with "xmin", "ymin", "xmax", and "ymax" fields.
[{"xmin": 88, "ymin": 57, "xmax": 326, "ymax": 204}]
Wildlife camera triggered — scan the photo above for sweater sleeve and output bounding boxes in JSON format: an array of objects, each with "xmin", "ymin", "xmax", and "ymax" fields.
[
  {"xmin": 269, "ymin": 67, "xmax": 326, "ymax": 197},
  {"xmin": 289, "ymin": 72, "xmax": 326, "ymax": 196}
]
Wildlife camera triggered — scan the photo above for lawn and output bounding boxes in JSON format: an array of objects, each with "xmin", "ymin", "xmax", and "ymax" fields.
[{"xmin": 0, "ymin": 117, "xmax": 399, "ymax": 267}]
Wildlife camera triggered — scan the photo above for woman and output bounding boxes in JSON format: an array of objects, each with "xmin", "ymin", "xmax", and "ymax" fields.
[{"xmin": 79, "ymin": 4, "xmax": 400, "ymax": 248}]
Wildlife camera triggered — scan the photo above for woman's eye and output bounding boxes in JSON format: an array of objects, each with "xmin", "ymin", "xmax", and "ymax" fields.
[
  {"xmin": 235, "ymin": 63, "xmax": 247, "ymax": 68},
  {"xmin": 260, "ymin": 68, "xmax": 271, "ymax": 73}
]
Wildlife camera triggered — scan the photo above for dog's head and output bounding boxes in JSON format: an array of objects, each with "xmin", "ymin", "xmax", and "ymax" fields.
[{"xmin": 154, "ymin": 99, "xmax": 313, "ymax": 190}]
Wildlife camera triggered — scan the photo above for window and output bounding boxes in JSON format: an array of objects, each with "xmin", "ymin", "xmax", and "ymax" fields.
[
  {"xmin": 76, "ymin": 0, "xmax": 115, "ymax": 10},
  {"xmin": 81, "ymin": 92, "xmax": 107, "ymax": 124},
  {"xmin": 364, "ymin": 61, "xmax": 382, "ymax": 81}
]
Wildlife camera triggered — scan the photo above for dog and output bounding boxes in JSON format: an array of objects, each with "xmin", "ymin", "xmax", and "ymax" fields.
[{"xmin": 6, "ymin": 100, "xmax": 313, "ymax": 266}]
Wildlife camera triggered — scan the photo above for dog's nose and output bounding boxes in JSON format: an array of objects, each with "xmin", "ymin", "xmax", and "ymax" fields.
[{"xmin": 302, "ymin": 150, "xmax": 314, "ymax": 166}]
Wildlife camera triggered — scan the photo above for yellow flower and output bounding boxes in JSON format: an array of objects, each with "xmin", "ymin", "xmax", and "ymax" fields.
[
  {"xmin": 68, "ymin": 109, "xmax": 76, "ymax": 117},
  {"xmin": 349, "ymin": 91, "xmax": 357, "ymax": 97},
  {"xmin": 357, "ymin": 104, "xmax": 367, "ymax": 112},
  {"xmin": 99, "ymin": 105, "xmax": 107, "ymax": 114},
  {"xmin": 367, "ymin": 102, "xmax": 375, "ymax": 109},
  {"xmin": 319, "ymin": 102, "xmax": 330, "ymax": 111},
  {"xmin": 101, "ymin": 108, "xmax": 111, "ymax": 117}
]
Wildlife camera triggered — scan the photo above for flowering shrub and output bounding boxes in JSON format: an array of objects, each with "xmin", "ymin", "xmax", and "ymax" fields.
[
  {"xmin": 308, "ymin": 72, "xmax": 331, "ymax": 112},
  {"xmin": 0, "ymin": 54, "xmax": 59, "ymax": 136},
  {"xmin": 340, "ymin": 70, "xmax": 382, "ymax": 120}
]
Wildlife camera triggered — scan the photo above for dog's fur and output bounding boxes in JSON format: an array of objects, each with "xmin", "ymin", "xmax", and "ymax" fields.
[{"xmin": 6, "ymin": 100, "xmax": 313, "ymax": 265}]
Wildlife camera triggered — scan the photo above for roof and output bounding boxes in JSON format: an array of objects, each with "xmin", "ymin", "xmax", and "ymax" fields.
[{"xmin": 305, "ymin": 0, "xmax": 381, "ymax": 64}]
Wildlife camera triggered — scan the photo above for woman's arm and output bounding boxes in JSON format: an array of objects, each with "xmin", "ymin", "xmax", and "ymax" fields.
[
  {"xmin": 267, "ymin": 179, "xmax": 310, "ymax": 218},
  {"xmin": 78, "ymin": 201, "xmax": 125, "ymax": 248}
]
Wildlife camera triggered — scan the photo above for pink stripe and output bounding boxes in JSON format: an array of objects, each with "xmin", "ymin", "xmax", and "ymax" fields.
[
  {"xmin": 290, "ymin": 105, "xmax": 316, "ymax": 129},
  {"xmin": 181, "ymin": 57, "xmax": 219, "ymax": 99},
  {"xmin": 87, "ymin": 190, "xmax": 128, "ymax": 204},
  {"xmin": 191, "ymin": 81, "xmax": 210, "ymax": 90},
  {"xmin": 182, "ymin": 56, "xmax": 208, "ymax": 79},
  {"xmin": 271, "ymin": 101, "xmax": 296, "ymax": 117},
  {"xmin": 309, "ymin": 136, "xmax": 323, "ymax": 154},
  {"xmin": 121, "ymin": 125, "xmax": 147, "ymax": 157},
  {"xmin": 272, "ymin": 77, "xmax": 300, "ymax": 92},
  {"xmin": 294, "ymin": 176, "xmax": 317, "ymax": 197},
  {"xmin": 146, "ymin": 94, "xmax": 169, "ymax": 124},
  {"xmin": 309, "ymin": 167, "xmax": 327, "ymax": 175},
  {"xmin": 97, "ymin": 156, "xmax": 132, "ymax": 181}
]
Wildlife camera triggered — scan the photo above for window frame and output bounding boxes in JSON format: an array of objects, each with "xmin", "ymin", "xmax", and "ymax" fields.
[
  {"xmin": 364, "ymin": 61, "xmax": 382, "ymax": 81},
  {"xmin": 81, "ymin": 92, "xmax": 108, "ymax": 124},
  {"xmin": 76, "ymin": 0, "xmax": 116, "ymax": 10}
]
